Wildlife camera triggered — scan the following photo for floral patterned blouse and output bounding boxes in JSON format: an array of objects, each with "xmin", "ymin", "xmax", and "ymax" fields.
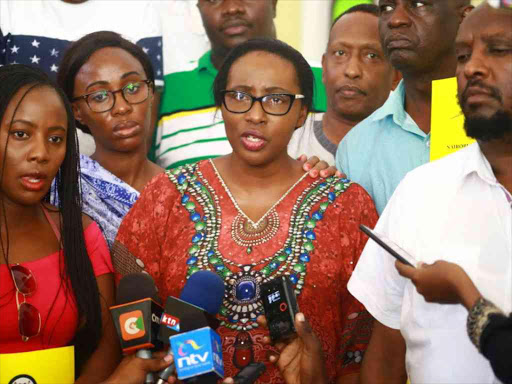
[{"xmin": 113, "ymin": 160, "xmax": 378, "ymax": 383}]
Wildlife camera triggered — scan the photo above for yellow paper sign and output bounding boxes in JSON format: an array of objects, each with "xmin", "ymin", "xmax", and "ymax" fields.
[
  {"xmin": 430, "ymin": 77, "xmax": 475, "ymax": 161},
  {"xmin": 0, "ymin": 346, "xmax": 74, "ymax": 384}
]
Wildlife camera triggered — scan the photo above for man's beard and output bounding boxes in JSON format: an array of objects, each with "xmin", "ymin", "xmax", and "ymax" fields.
[
  {"xmin": 458, "ymin": 79, "xmax": 512, "ymax": 142},
  {"xmin": 464, "ymin": 110, "xmax": 512, "ymax": 142}
]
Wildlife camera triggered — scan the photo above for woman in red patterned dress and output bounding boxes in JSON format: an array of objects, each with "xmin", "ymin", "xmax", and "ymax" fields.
[{"xmin": 113, "ymin": 38, "xmax": 378, "ymax": 384}]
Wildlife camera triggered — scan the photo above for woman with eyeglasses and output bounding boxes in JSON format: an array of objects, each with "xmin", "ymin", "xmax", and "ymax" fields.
[
  {"xmin": 0, "ymin": 64, "xmax": 119, "ymax": 382},
  {"xmin": 113, "ymin": 38, "xmax": 379, "ymax": 384},
  {"xmin": 56, "ymin": 31, "xmax": 164, "ymax": 249},
  {"xmin": 57, "ymin": 31, "xmax": 336, "ymax": 252}
]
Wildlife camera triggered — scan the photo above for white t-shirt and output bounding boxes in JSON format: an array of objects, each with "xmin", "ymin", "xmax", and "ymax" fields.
[
  {"xmin": 348, "ymin": 143, "xmax": 511, "ymax": 384},
  {"xmin": 287, "ymin": 115, "xmax": 336, "ymax": 166},
  {"xmin": 154, "ymin": 0, "xmax": 210, "ymax": 75},
  {"xmin": 0, "ymin": 0, "xmax": 164, "ymax": 156}
]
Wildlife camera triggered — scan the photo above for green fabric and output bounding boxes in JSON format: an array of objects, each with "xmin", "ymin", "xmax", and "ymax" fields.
[
  {"xmin": 332, "ymin": 0, "xmax": 373, "ymax": 21},
  {"xmin": 160, "ymin": 51, "xmax": 217, "ymax": 116},
  {"xmin": 159, "ymin": 51, "xmax": 326, "ymax": 117},
  {"xmin": 311, "ymin": 66, "xmax": 327, "ymax": 112}
]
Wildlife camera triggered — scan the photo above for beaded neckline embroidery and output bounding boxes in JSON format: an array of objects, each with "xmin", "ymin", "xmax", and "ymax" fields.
[
  {"xmin": 167, "ymin": 163, "xmax": 352, "ymax": 331},
  {"xmin": 210, "ymin": 159, "xmax": 309, "ymax": 254},
  {"xmin": 231, "ymin": 211, "xmax": 279, "ymax": 254}
]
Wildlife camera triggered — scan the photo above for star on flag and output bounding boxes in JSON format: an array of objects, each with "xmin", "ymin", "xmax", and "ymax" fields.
[
  {"xmin": 30, "ymin": 55, "xmax": 41, "ymax": 64},
  {"xmin": 4, "ymin": 35, "xmax": 163, "ymax": 83}
]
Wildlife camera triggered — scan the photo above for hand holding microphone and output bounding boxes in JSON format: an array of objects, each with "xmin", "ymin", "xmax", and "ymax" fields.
[
  {"xmin": 156, "ymin": 270, "xmax": 226, "ymax": 384},
  {"xmin": 255, "ymin": 313, "xmax": 328, "ymax": 384},
  {"xmin": 109, "ymin": 273, "xmax": 164, "ymax": 384},
  {"xmin": 101, "ymin": 352, "xmax": 175, "ymax": 384},
  {"xmin": 221, "ymin": 312, "xmax": 327, "ymax": 384}
]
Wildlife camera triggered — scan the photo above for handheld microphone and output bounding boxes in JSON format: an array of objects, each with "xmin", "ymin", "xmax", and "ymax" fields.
[
  {"xmin": 110, "ymin": 273, "xmax": 163, "ymax": 384},
  {"xmin": 156, "ymin": 270, "xmax": 225, "ymax": 384},
  {"xmin": 158, "ymin": 270, "xmax": 224, "ymax": 342}
]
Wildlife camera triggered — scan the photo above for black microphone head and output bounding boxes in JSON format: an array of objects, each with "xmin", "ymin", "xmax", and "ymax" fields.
[
  {"xmin": 116, "ymin": 272, "xmax": 159, "ymax": 304},
  {"xmin": 179, "ymin": 270, "xmax": 225, "ymax": 315}
]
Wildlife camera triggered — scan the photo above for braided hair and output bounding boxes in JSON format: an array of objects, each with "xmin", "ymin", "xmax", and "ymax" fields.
[{"xmin": 0, "ymin": 64, "xmax": 102, "ymax": 375}]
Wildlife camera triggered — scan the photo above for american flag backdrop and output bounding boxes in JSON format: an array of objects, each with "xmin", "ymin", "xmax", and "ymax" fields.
[{"xmin": 0, "ymin": 31, "xmax": 164, "ymax": 85}]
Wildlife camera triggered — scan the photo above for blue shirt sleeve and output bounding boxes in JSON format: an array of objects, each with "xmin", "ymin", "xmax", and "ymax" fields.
[{"xmin": 336, "ymin": 134, "xmax": 351, "ymax": 175}]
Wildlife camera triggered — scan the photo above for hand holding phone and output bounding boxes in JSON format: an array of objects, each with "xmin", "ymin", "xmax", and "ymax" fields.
[{"xmin": 260, "ymin": 276, "xmax": 300, "ymax": 343}]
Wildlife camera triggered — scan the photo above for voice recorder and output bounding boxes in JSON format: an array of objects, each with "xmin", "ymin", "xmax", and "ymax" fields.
[{"xmin": 261, "ymin": 276, "xmax": 299, "ymax": 343}]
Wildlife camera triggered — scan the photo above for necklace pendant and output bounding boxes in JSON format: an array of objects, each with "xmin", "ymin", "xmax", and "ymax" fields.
[{"xmin": 246, "ymin": 246, "xmax": 252, "ymax": 254}]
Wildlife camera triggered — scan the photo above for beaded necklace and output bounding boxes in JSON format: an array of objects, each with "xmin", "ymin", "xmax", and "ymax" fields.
[
  {"xmin": 167, "ymin": 162, "xmax": 352, "ymax": 331},
  {"xmin": 210, "ymin": 159, "xmax": 309, "ymax": 254}
]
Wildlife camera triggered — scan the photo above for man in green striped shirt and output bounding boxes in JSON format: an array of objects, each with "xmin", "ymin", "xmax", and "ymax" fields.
[{"xmin": 152, "ymin": 0, "xmax": 327, "ymax": 169}]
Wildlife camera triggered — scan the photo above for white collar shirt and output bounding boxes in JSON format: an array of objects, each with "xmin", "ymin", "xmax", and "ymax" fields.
[{"xmin": 348, "ymin": 143, "xmax": 512, "ymax": 384}]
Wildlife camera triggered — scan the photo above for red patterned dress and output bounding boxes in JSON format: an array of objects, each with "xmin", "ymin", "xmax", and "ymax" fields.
[{"xmin": 113, "ymin": 160, "xmax": 378, "ymax": 383}]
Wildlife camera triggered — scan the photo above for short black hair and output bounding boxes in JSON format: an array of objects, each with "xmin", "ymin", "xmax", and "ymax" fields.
[
  {"xmin": 57, "ymin": 31, "xmax": 154, "ymax": 134},
  {"xmin": 213, "ymin": 38, "xmax": 314, "ymax": 114},
  {"xmin": 331, "ymin": 3, "xmax": 379, "ymax": 31}
]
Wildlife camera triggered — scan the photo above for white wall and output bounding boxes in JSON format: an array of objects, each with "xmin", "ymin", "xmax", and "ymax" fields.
[{"xmin": 301, "ymin": 0, "xmax": 332, "ymax": 62}]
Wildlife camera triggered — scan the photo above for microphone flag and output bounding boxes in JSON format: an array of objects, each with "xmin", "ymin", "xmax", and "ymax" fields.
[
  {"xmin": 170, "ymin": 327, "xmax": 224, "ymax": 381},
  {"xmin": 111, "ymin": 297, "xmax": 163, "ymax": 354}
]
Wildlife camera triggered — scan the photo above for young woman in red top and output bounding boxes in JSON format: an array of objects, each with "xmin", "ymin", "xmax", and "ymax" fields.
[{"xmin": 0, "ymin": 64, "xmax": 119, "ymax": 382}]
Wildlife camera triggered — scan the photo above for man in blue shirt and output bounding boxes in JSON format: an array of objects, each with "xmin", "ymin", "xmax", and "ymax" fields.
[{"xmin": 336, "ymin": 0, "xmax": 473, "ymax": 214}]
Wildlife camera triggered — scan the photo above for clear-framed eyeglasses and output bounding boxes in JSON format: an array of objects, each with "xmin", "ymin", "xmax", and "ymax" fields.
[
  {"xmin": 72, "ymin": 80, "xmax": 153, "ymax": 113},
  {"xmin": 221, "ymin": 90, "xmax": 305, "ymax": 116}
]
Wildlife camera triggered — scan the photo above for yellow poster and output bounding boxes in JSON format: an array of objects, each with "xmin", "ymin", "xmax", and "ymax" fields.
[
  {"xmin": 430, "ymin": 77, "xmax": 475, "ymax": 161},
  {"xmin": 0, "ymin": 346, "xmax": 74, "ymax": 384}
]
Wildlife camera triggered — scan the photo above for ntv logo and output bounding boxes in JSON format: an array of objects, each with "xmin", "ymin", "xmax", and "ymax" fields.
[{"xmin": 176, "ymin": 339, "xmax": 209, "ymax": 368}]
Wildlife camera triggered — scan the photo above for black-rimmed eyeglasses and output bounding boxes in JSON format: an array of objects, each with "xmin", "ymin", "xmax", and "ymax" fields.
[
  {"xmin": 221, "ymin": 90, "xmax": 305, "ymax": 116},
  {"xmin": 72, "ymin": 80, "xmax": 153, "ymax": 113}
]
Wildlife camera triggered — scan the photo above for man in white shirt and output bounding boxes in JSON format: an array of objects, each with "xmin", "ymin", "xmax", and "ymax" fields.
[
  {"xmin": 348, "ymin": 3, "xmax": 512, "ymax": 383},
  {"xmin": 288, "ymin": 4, "xmax": 399, "ymax": 166}
]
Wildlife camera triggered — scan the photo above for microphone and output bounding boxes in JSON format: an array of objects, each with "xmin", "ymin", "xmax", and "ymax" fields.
[
  {"xmin": 158, "ymin": 270, "xmax": 223, "ymax": 341},
  {"xmin": 110, "ymin": 273, "xmax": 163, "ymax": 384},
  {"xmin": 156, "ymin": 270, "xmax": 225, "ymax": 384}
]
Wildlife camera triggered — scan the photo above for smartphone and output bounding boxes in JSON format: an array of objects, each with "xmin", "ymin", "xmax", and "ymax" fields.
[
  {"xmin": 359, "ymin": 224, "xmax": 417, "ymax": 267},
  {"xmin": 233, "ymin": 362, "xmax": 266, "ymax": 384},
  {"xmin": 260, "ymin": 276, "xmax": 299, "ymax": 343}
]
